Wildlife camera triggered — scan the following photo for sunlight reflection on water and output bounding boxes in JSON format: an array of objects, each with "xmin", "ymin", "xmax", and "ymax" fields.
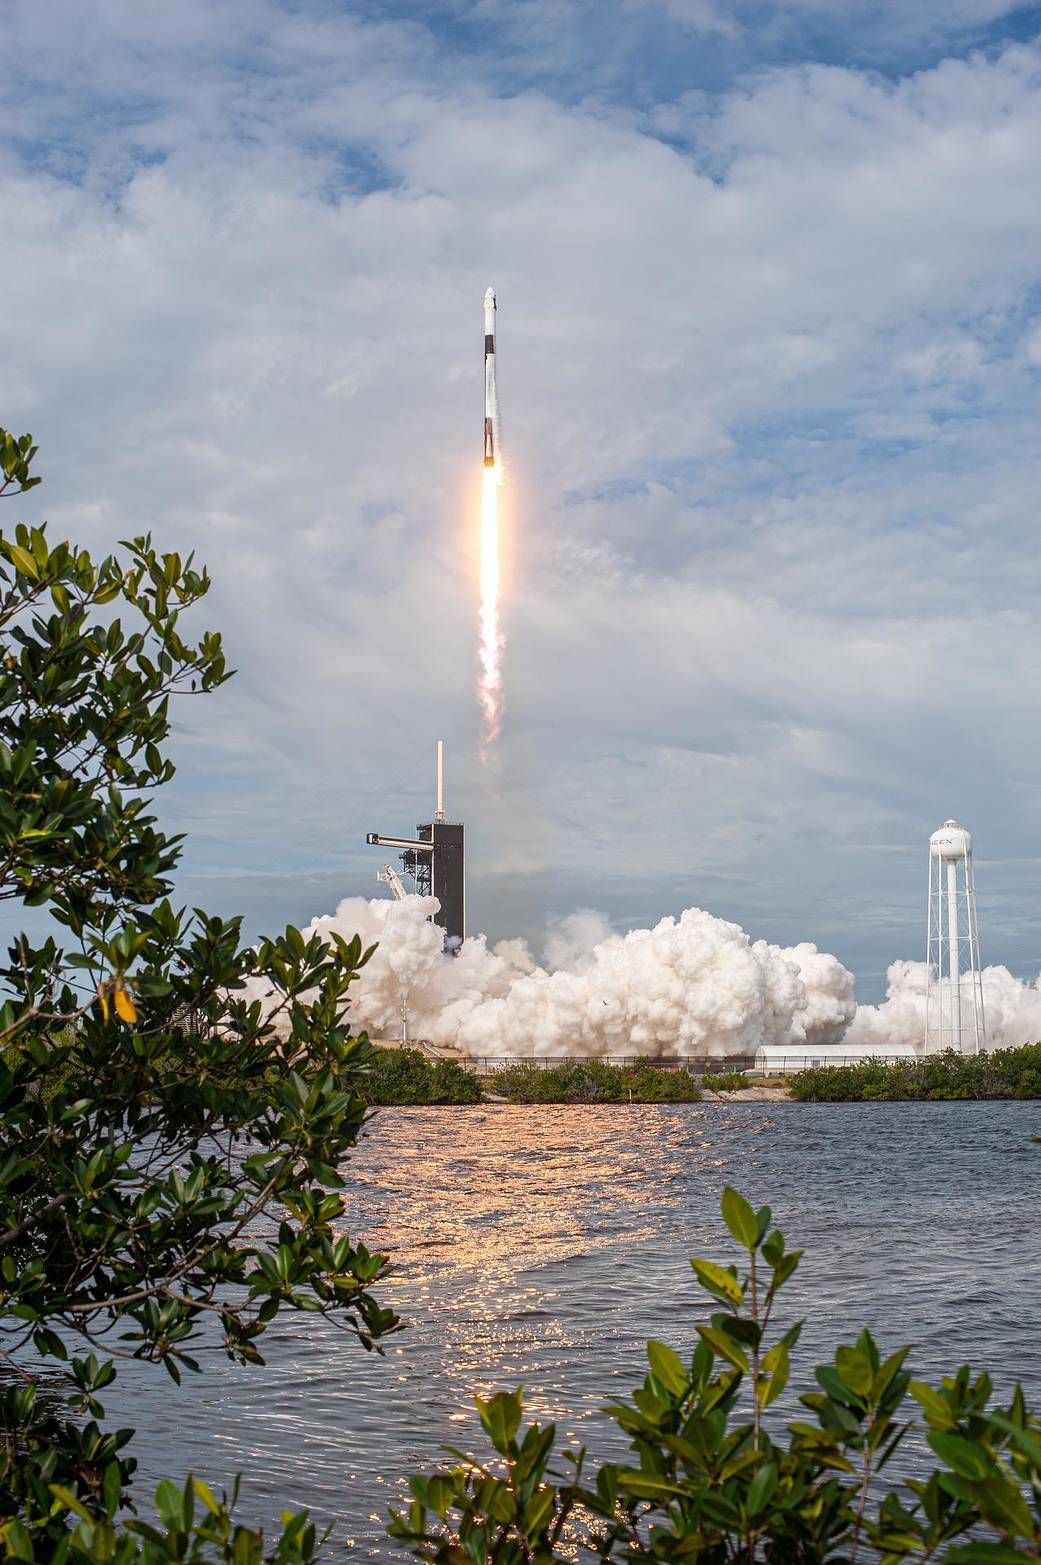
[{"xmin": 103, "ymin": 1102, "xmax": 1041, "ymax": 1555}]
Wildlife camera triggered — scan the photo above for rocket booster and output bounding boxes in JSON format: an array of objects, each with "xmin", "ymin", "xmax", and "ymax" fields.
[{"xmin": 483, "ymin": 287, "xmax": 498, "ymax": 468}]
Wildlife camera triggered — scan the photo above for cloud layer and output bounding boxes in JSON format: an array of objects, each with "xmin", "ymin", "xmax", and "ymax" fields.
[{"xmin": 1, "ymin": 2, "xmax": 1040, "ymax": 996}]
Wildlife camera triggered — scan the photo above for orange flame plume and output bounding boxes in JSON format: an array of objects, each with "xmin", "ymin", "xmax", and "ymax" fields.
[{"xmin": 478, "ymin": 463, "xmax": 504, "ymax": 754}]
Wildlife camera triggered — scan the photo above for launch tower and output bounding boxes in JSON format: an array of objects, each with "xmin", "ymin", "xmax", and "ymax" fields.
[
  {"xmin": 366, "ymin": 741, "xmax": 466, "ymax": 948},
  {"xmin": 925, "ymin": 819, "xmax": 985, "ymax": 1055}
]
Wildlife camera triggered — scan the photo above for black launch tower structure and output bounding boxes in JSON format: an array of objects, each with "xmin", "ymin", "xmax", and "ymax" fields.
[{"xmin": 365, "ymin": 742, "xmax": 466, "ymax": 948}]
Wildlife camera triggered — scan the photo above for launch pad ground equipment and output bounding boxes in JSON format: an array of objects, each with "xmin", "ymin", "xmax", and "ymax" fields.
[{"xmin": 366, "ymin": 740, "xmax": 466, "ymax": 949}]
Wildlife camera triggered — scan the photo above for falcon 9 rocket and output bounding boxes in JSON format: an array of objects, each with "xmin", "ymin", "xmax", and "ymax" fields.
[
  {"xmin": 478, "ymin": 287, "xmax": 503, "ymax": 751},
  {"xmin": 483, "ymin": 287, "xmax": 498, "ymax": 467}
]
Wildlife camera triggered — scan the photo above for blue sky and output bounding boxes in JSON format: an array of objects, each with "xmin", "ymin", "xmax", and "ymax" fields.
[{"xmin": 2, "ymin": 0, "xmax": 1041, "ymax": 1000}]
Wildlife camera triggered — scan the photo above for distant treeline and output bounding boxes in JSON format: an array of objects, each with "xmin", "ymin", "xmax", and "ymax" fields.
[
  {"xmin": 360, "ymin": 1051, "xmax": 710, "ymax": 1104},
  {"xmin": 488, "ymin": 1059, "xmax": 702, "ymax": 1103},
  {"xmin": 790, "ymin": 1043, "xmax": 1041, "ymax": 1101}
]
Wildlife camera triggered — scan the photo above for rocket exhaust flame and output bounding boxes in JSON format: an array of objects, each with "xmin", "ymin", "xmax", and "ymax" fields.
[
  {"xmin": 478, "ymin": 463, "xmax": 503, "ymax": 750},
  {"xmin": 478, "ymin": 286, "xmax": 503, "ymax": 755}
]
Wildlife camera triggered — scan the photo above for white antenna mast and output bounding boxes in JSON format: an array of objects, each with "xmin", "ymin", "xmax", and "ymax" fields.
[{"xmin": 435, "ymin": 739, "xmax": 446, "ymax": 824}]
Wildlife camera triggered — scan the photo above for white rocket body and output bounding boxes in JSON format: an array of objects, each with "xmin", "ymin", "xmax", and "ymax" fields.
[{"xmin": 483, "ymin": 287, "xmax": 498, "ymax": 467}]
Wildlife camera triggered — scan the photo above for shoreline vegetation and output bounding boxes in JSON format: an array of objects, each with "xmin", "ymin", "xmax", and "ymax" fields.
[
  {"xmin": 362, "ymin": 1045, "xmax": 1041, "ymax": 1104},
  {"xmin": 788, "ymin": 1042, "xmax": 1041, "ymax": 1101}
]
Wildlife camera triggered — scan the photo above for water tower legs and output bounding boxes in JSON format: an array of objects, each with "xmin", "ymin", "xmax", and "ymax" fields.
[{"xmin": 946, "ymin": 856, "xmax": 962, "ymax": 1050}]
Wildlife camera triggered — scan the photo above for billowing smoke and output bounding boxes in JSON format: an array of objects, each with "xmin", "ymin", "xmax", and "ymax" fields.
[
  {"xmin": 243, "ymin": 893, "xmax": 1041, "ymax": 1058},
  {"xmin": 542, "ymin": 911, "xmax": 613, "ymax": 976},
  {"xmin": 490, "ymin": 937, "xmax": 536, "ymax": 975},
  {"xmin": 848, "ymin": 960, "xmax": 1041, "ymax": 1054},
  {"xmin": 777, "ymin": 942, "xmax": 858, "ymax": 1047},
  {"xmin": 248, "ymin": 895, "xmax": 859, "ymax": 1060}
]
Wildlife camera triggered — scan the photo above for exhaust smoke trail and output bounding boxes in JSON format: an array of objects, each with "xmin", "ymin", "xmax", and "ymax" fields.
[
  {"xmin": 478, "ymin": 462, "xmax": 503, "ymax": 749},
  {"xmin": 478, "ymin": 286, "xmax": 504, "ymax": 757}
]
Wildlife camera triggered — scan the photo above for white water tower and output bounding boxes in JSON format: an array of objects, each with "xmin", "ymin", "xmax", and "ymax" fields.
[{"xmin": 925, "ymin": 820, "xmax": 985, "ymax": 1055}]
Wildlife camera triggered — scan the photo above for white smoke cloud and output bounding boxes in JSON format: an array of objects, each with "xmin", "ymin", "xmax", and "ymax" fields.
[
  {"xmin": 848, "ymin": 959, "xmax": 1041, "ymax": 1054},
  {"xmin": 777, "ymin": 942, "xmax": 857, "ymax": 1047},
  {"xmin": 246, "ymin": 893, "xmax": 1041, "ymax": 1059},
  {"xmin": 542, "ymin": 910, "xmax": 614, "ymax": 975},
  {"xmin": 248, "ymin": 894, "xmax": 861, "ymax": 1061},
  {"xmin": 491, "ymin": 937, "xmax": 536, "ymax": 974}
]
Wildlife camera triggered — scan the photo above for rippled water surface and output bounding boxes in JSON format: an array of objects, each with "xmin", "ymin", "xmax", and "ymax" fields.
[{"xmin": 105, "ymin": 1102, "xmax": 1041, "ymax": 1553}]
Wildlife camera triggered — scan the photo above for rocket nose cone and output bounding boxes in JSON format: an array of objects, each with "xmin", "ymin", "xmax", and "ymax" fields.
[{"xmin": 484, "ymin": 287, "xmax": 496, "ymax": 308}]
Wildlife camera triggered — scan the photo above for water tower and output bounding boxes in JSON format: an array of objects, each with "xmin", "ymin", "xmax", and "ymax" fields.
[{"xmin": 925, "ymin": 820, "xmax": 985, "ymax": 1055}]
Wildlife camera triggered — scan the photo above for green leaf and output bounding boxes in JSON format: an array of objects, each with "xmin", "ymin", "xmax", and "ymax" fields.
[
  {"xmin": 989, "ymin": 1411, "xmax": 1041, "ymax": 1469},
  {"xmin": 102, "ymin": 1460, "xmax": 122, "ymax": 1515},
  {"xmin": 647, "ymin": 1340, "xmax": 688, "ymax": 1396},
  {"xmin": 32, "ymin": 1327, "xmax": 68, "ymax": 1361},
  {"xmin": 595, "ymin": 1466, "xmax": 618, "ymax": 1512},
  {"xmin": 424, "ymin": 1475, "xmax": 457, "ymax": 1517},
  {"xmin": 232, "ymin": 1527, "xmax": 262, "ymax": 1565},
  {"xmin": 973, "ymin": 1475, "xmax": 1036, "ymax": 1536},
  {"xmin": 476, "ymin": 1390, "xmax": 522, "ymax": 1454},
  {"xmin": 191, "ymin": 1477, "xmax": 220, "ymax": 1516},
  {"xmin": 815, "ymin": 1363, "xmax": 854, "ymax": 1404},
  {"xmin": 720, "ymin": 1187, "xmax": 759, "ymax": 1248},
  {"xmin": 616, "ymin": 1470, "xmax": 687, "ymax": 1500},
  {"xmin": 1, "ymin": 1519, "xmax": 34, "ymax": 1561},
  {"xmin": 770, "ymin": 1250, "xmax": 802, "ymax": 1289},
  {"xmin": 909, "ymin": 1380, "xmax": 956, "ymax": 1428},
  {"xmin": 746, "ymin": 1461, "xmax": 778, "ymax": 1516},
  {"xmin": 7, "ymin": 544, "xmax": 39, "ymax": 579},
  {"xmin": 761, "ymin": 1230, "xmax": 784, "ymax": 1266},
  {"xmin": 928, "ymin": 1432, "xmax": 995, "ymax": 1481},
  {"xmin": 691, "ymin": 1258, "xmax": 744, "ymax": 1307},
  {"xmin": 48, "ymin": 1485, "xmax": 93, "ymax": 1523},
  {"xmin": 718, "ymin": 1314, "xmax": 761, "ymax": 1348},
  {"xmin": 697, "ymin": 1324, "xmax": 749, "ymax": 1373},
  {"xmin": 523, "ymin": 1488, "xmax": 555, "ymax": 1535},
  {"xmin": 155, "ymin": 1476, "xmax": 187, "ymax": 1530},
  {"xmin": 835, "ymin": 1345, "xmax": 874, "ymax": 1397},
  {"xmin": 760, "ymin": 1341, "xmax": 790, "ymax": 1407}
]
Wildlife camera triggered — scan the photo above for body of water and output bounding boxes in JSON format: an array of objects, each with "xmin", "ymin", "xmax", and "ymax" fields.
[{"xmin": 102, "ymin": 1102, "xmax": 1041, "ymax": 1553}]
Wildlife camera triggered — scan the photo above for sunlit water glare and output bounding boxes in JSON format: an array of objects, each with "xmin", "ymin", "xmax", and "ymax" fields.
[{"xmin": 102, "ymin": 1103, "xmax": 1041, "ymax": 1554}]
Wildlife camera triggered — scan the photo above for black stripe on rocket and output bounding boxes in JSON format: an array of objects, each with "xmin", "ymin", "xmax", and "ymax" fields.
[{"xmin": 484, "ymin": 289, "xmax": 497, "ymax": 467}]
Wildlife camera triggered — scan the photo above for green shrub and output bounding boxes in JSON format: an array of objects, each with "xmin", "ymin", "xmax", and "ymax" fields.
[
  {"xmin": 362, "ymin": 1047, "xmax": 482, "ymax": 1105},
  {"xmin": 790, "ymin": 1043, "xmax": 1041, "ymax": 1101},
  {"xmin": 701, "ymin": 1071, "xmax": 747, "ymax": 1093},
  {"xmin": 392, "ymin": 1186, "xmax": 1041, "ymax": 1564},
  {"xmin": 0, "ymin": 432, "xmax": 397, "ymax": 1561},
  {"xmin": 491, "ymin": 1059, "xmax": 701, "ymax": 1103}
]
